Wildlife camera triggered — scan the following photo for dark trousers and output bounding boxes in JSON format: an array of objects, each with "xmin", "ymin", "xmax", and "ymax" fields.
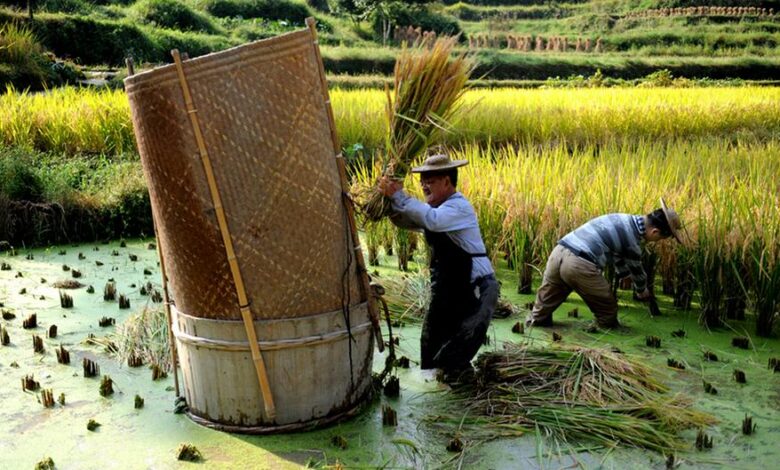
[{"xmin": 422, "ymin": 274, "xmax": 499, "ymax": 370}]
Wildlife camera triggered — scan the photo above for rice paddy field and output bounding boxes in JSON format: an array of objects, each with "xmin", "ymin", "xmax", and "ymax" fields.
[
  {"xmin": 1, "ymin": 84, "xmax": 780, "ymax": 468},
  {"xmin": 1, "ymin": 240, "xmax": 780, "ymax": 469}
]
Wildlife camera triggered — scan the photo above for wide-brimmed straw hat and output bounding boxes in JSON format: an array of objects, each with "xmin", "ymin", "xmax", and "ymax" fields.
[
  {"xmin": 411, "ymin": 154, "xmax": 468, "ymax": 173},
  {"xmin": 660, "ymin": 197, "xmax": 683, "ymax": 244}
]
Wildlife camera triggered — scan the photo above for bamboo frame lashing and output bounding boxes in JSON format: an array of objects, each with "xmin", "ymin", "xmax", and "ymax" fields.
[
  {"xmin": 171, "ymin": 49, "xmax": 276, "ymax": 420},
  {"xmin": 126, "ymin": 56, "xmax": 180, "ymax": 397},
  {"xmin": 305, "ymin": 17, "xmax": 385, "ymax": 353}
]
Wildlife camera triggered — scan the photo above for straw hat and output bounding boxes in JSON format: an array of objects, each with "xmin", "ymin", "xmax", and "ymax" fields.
[
  {"xmin": 411, "ymin": 154, "xmax": 468, "ymax": 173},
  {"xmin": 660, "ymin": 198, "xmax": 683, "ymax": 244}
]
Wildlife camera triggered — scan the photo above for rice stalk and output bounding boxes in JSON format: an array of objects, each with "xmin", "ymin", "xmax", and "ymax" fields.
[
  {"xmin": 356, "ymin": 36, "xmax": 474, "ymax": 221},
  {"xmin": 435, "ymin": 344, "xmax": 716, "ymax": 453},
  {"xmin": 112, "ymin": 306, "xmax": 171, "ymax": 371},
  {"xmin": 380, "ymin": 268, "xmax": 431, "ymax": 323}
]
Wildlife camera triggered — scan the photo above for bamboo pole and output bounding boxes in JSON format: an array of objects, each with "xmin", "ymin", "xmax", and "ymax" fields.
[
  {"xmin": 171, "ymin": 49, "xmax": 276, "ymax": 420},
  {"xmin": 126, "ymin": 58, "xmax": 179, "ymax": 397},
  {"xmin": 305, "ymin": 17, "xmax": 385, "ymax": 353}
]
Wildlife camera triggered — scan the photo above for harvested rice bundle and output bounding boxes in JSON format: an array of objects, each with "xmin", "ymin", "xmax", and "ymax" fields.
[
  {"xmin": 381, "ymin": 269, "xmax": 431, "ymax": 322},
  {"xmin": 435, "ymin": 344, "xmax": 715, "ymax": 453},
  {"xmin": 112, "ymin": 307, "xmax": 171, "ymax": 372},
  {"xmin": 358, "ymin": 36, "xmax": 474, "ymax": 221}
]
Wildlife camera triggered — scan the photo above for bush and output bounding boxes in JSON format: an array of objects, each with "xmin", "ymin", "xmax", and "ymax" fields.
[
  {"xmin": 131, "ymin": 0, "xmax": 223, "ymax": 34},
  {"xmin": 320, "ymin": 46, "xmax": 780, "ymax": 80},
  {"xmin": 195, "ymin": 0, "xmax": 312, "ymax": 22},
  {"xmin": 0, "ymin": 21, "xmax": 75, "ymax": 89},
  {"xmin": 147, "ymin": 27, "xmax": 234, "ymax": 60},
  {"xmin": 0, "ymin": 149, "xmax": 154, "ymax": 245},
  {"xmin": 39, "ymin": 0, "xmax": 92, "ymax": 13},
  {"xmin": 441, "ymin": 0, "xmax": 588, "ymax": 5},
  {"xmin": 306, "ymin": 0, "xmax": 330, "ymax": 13},
  {"xmin": 0, "ymin": 148, "xmax": 45, "ymax": 201},
  {"xmin": 371, "ymin": 2, "xmax": 462, "ymax": 38},
  {"xmin": 443, "ymin": 2, "xmax": 573, "ymax": 21},
  {"xmin": 0, "ymin": 10, "xmax": 235, "ymax": 66}
]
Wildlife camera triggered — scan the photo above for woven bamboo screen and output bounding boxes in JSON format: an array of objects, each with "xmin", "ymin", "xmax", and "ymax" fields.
[{"xmin": 125, "ymin": 30, "xmax": 362, "ymax": 320}]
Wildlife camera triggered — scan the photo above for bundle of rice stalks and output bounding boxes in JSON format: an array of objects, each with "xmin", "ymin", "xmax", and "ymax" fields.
[
  {"xmin": 381, "ymin": 269, "xmax": 516, "ymax": 321},
  {"xmin": 356, "ymin": 36, "xmax": 474, "ymax": 221},
  {"xmin": 112, "ymin": 306, "xmax": 171, "ymax": 372},
  {"xmin": 381, "ymin": 269, "xmax": 431, "ymax": 322},
  {"xmin": 436, "ymin": 344, "xmax": 715, "ymax": 453}
]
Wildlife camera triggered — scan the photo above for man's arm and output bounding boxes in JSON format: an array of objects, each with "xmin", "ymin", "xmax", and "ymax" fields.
[
  {"xmin": 616, "ymin": 253, "xmax": 648, "ymax": 297},
  {"xmin": 388, "ymin": 210, "xmax": 423, "ymax": 231},
  {"xmin": 390, "ymin": 191, "xmax": 471, "ymax": 232}
]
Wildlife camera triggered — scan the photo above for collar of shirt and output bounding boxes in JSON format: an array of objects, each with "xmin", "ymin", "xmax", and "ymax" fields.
[{"xmin": 633, "ymin": 215, "xmax": 646, "ymax": 237}]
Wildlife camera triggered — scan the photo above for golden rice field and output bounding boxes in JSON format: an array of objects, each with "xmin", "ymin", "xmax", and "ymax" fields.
[
  {"xmin": 1, "ymin": 85, "xmax": 779, "ymax": 334},
  {"xmin": 353, "ymin": 138, "xmax": 780, "ymax": 335},
  {"xmin": 1, "ymin": 86, "xmax": 780, "ymax": 154}
]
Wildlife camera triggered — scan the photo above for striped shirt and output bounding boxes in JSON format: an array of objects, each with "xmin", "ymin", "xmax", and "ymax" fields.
[
  {"xmin": 389, "ymin": 191, "xmax": 494, "ymax": 282},
  {"xmin": 558, "ymin": 214, "xmax": 648, "ymax": 292}
]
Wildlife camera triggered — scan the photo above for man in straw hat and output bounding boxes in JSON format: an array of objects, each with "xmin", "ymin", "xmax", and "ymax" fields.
[
  {"xmin": 379, "ymin": 153, "xmax": 498, "ymax": 375},
  {"xmin": 525, "ymin": 199, "xmax": 683, "ymax": 330}
]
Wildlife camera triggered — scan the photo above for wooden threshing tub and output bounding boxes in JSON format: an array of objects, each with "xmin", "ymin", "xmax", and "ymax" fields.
[{"xmin": 124, "ymin": 20, "xmax": 379, "ymax": 433}]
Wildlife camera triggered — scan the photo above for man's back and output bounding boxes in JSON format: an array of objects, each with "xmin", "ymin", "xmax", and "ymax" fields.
[{"xmin": 558, "ymin": 213, "xmax": 644, "ymax": 270}]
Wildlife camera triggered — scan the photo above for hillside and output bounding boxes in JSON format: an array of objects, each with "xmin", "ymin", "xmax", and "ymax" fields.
[{"xmin": 0, "ymin": 0, "xmax": 779, "ymax": 86}]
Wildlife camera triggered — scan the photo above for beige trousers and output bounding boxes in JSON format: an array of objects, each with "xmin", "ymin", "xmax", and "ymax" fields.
[{"xmin": 531, "ymin": 245, "xmax": 619, "ymax": 327}]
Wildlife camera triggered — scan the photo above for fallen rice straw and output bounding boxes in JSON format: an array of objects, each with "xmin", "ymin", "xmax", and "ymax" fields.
[{"xmin": 434, "ymin": 344, "xmax": 716, "ymax": 453}]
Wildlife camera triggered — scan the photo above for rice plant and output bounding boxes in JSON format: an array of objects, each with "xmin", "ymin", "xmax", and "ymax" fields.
[
  {"xmin": 352, "ymin": 138, "xmax": 780, "ymax": 335},
  {"xmin": 332, "ymin": 87, "xmax": 780, "ymax": 153}
]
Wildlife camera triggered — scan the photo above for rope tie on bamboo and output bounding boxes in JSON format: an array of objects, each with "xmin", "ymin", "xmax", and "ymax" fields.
[{"xmin": 340, "ymin": 191, "xmax": 356, "ymax": 392}]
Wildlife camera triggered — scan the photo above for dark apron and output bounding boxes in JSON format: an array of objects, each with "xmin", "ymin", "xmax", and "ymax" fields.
[{"xmin": 422, "ymin": 229, "xmax": 494, "ymax": 370}]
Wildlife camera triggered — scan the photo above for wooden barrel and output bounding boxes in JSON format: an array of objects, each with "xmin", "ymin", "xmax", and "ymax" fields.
[
  {"xmin": 173, "ymin": 304, "xmax": 374, "ymax": 431},
  {"xmin": 124, "ymin": 24, "xmax": 375, "ymax": 431}
]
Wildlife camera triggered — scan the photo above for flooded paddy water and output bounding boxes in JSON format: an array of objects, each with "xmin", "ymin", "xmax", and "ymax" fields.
[{"xmin": 1, "ymin": 239, "xmax": 779, "ymax": 469}]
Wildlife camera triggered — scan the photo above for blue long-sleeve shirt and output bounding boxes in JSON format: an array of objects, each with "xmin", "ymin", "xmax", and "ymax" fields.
[
  {"xmin": 558, "ymin": 214, "xmax": 648, "ymax": 292},
  {"xmin": 389, "ymin": 190, "xmax": 494, "ymax": 282}
]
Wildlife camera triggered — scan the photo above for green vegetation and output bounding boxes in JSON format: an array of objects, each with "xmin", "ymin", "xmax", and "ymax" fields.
[
  {"xmin": 195, "ymin": 0, "xmax": 312, "ymax": 22},
  {"xmin": 130, "ymin": 0, "xmax": 223, "ymax": 34},
  {"xmin": 0, "ymin": 21, "xmax": 80, "ymax": 89},
  {"xmin": 0, "ymin": 0, "xmax": 777, "ymax": 81},
  {"xmin": 356, "ymin": 136, "xmax": 780, "ymax": 336},
  {"xmin": 0, "ymin": 146, "xmax": 151, "ymax": 245}
]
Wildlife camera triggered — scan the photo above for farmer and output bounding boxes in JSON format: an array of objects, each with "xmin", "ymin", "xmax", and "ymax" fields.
[
  {"xmin": 525, "ymin": 200, "xmax": 682, "ymax": 329},
  {"xmin": 378, "ymin": 153, "xmax": 498, "ymax": 374}
]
